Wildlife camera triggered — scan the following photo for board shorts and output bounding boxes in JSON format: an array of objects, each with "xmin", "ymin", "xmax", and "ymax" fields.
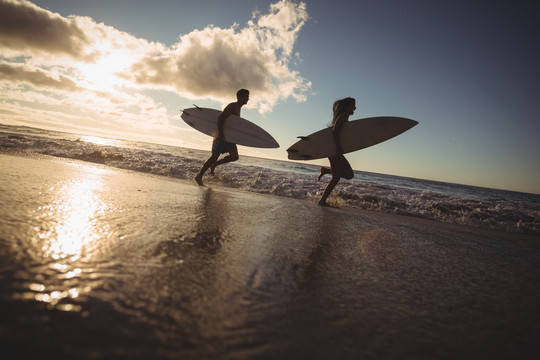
[{"xmin": 212, "ymin": 138, "xmax": 237, "ymax": 155}]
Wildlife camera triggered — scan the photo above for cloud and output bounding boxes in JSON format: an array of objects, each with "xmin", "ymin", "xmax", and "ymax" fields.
[
  {"xmin": 124, "ymin": 0, "xmax": 311, "ymax": 112},
  {"xmin": 127, "ymin": 27, "xmax": 276, "ymax": 102},
  {"xmin": 0, "ymin": 0, "xmax": 91, "ymax": 59},
  {"xmin": 0, "ymin": 0, "xmax": 311, "ymax": 136},
  {"xmin": 253, "ymin": 0, "xmax": 308, "ymax": 57},
  {"xmin": 0, "ymin": 62, "xmax": 79, "ymax": 90}
]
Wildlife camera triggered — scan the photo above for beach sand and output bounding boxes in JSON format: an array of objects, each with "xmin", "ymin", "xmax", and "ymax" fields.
[{"xmin": 1, "ymin": 153, "xmax": 539, "ymax": 359}]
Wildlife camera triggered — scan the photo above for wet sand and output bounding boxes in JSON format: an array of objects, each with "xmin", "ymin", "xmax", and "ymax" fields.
[{"xmin": 1, "ymin": 153, "xmax": 540, "ymax": 359}]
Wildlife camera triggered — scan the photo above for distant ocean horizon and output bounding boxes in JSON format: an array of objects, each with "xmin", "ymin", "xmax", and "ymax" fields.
[{"xmin": 1, "ymin": 123, "xmax": 538, "ymax": 235}]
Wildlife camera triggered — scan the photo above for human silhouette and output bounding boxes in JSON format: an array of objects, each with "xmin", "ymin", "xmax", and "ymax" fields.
[
  {"xmin": 194, "ymin": 89, "xmax": 250, "ymax": 186},
  {"xmin": 317, "ymin": 97, "xmax": 355, "ymax": 206}
]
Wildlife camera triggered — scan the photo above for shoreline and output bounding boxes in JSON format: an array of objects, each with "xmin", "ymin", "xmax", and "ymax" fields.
[
  {"xmin": 2, "ymin": 150, "xmax": 538, "ymax": 236},
  {"xmin": 2, "ymin": 123, "xmax": 539, "ymax": 197}
]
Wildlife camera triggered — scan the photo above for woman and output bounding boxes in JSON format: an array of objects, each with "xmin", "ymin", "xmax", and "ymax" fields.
[{"xmin": 317, "ymin": 97, "xmax": 356, "ymax": 206}]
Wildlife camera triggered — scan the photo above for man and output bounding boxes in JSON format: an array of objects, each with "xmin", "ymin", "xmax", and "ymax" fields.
[{"xmin": 194, "ymin": 89, "xmax": 250, "ymax": 186}]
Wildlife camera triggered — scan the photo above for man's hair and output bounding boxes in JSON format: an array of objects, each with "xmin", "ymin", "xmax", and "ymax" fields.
[{"xmin": 237, "ymin": 89, "xmax": 249, "ymax": 99}]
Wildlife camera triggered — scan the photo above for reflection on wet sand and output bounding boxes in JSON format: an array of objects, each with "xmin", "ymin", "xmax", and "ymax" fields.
[
  {"xmin": 359, "ymin": 228, "xmax": 402, "ymax": 265},
  {"xmin": 3, "ymin": 155, "xmax": 540, "ymax": 359},
  {"xmin": 37, "ymin": 167, "xmax": 110, "ymax": 260},
  {"xmin": 28, "ymin": 164, "xmax": 114, "ymax": 312},
  {"xmin": 153, "ymin": 188, "xmax": 230, "ymax": 264},
  {"xmin": 190, "ymin": 188, "xmax": 230, "ymax": 254}
]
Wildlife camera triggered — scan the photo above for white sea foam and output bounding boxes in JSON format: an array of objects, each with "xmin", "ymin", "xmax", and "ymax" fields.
[{"xmin": 1, "ymin": 124, "xmax": 539, "ymax": 235}]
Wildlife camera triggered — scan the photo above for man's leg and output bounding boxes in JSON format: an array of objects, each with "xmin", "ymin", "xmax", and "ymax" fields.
[
  {"xmin": 195, "ymin": 153, "xmax": 219, "ymax": 185},
  {"xmin": 210, "ymin": 147, "xmax": 239, "ymax": 174}
]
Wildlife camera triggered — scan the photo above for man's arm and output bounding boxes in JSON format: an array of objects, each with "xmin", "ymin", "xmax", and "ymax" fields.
[{"xmin": 217, "ymin": 104, "xmax": 234, "ymax": 140}]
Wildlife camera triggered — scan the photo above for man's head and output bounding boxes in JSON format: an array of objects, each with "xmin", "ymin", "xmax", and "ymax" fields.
[{"xmin": 236, "ymin": 89, "xmax": 250, "ymax": 105}]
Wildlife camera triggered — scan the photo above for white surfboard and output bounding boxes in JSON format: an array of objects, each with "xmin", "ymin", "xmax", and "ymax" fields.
[
  {"xmin": 181, "ymin": 107, "xmax": 279, "ymax": 148},
  {"xmin": 286, "ymin": 116, "xmax": 418, "ymax": 160}
]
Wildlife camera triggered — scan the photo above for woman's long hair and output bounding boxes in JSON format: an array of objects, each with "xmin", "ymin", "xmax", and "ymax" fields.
[{"xmin": 332, "ymin": 97, "xmax": 355, "ymax": 126}]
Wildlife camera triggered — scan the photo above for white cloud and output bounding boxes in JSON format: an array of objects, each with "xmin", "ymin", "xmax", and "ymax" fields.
[
  {"xmin": 0, "ymin": 0, "xmax": 310, "ymax": 138},
  {"xmin": 253, "ymin": 0, "xmax": 309, "ymax": 57},
  {"xmin": 0, "ymin": 62, "xmax": 79, "ymax": 90},
  {"xmin": 124, "ymin": 0, "xmax": 311, "ymax": 112}
]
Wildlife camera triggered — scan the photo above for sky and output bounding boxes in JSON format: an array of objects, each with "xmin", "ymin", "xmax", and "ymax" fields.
[{"xmin": 1, "ymin": 0, "xmax": 539, "ymax": 194}]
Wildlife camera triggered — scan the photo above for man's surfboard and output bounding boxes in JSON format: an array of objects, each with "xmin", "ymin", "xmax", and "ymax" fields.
[
  {"xmin": 286, "ymin": 116, "xmax": 418, "ymax": 160},
  {"xmin": 181, "ymin": 107, "xmax": 279, "ymax": 148}
]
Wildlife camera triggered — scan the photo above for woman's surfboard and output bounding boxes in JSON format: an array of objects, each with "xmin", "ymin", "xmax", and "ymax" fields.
[
  {"xmin": 181, "ymin": 107, "xmax": 279, "ymax": 148},
  {"xmin": 286, "ymin": 116, "xmax": 418, "ymax": 160}
]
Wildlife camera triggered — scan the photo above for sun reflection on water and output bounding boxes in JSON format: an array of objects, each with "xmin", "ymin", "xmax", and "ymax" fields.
[
  {"xmin": 31, "ymin": 164, "xmax": 114, "ymax": 311},
  {"xmin": 80, "ymin": 135, "xmax": 119, "ymax": 147},
  {"xmin": 37, "ymin": 166, "xmax": 111, "ymax": 260}
]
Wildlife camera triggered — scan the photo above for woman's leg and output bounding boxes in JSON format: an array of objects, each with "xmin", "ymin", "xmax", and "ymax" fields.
[
  {"xmin": 318, "ymin": 155, "xmax": 353, "ymax": 205},
  {"xmin": 341, "ymin": 156, "xmax": 354, "ymax": 180},
  {"xmin": 318, "ymin": 155, "xmax": 343, "ymax": 205},
  {"xmin": 317, "ymin": 167, "xmax": 332, "ymax": 181}
]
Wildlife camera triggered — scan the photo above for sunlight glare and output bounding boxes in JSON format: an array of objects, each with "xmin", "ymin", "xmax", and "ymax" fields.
[
  {"xmin": 77, "ymin": 52, "xmax": 132, "ymax": 91},
  {"xmin": 28, "ymin": 163, "xmax": 119, "ymax": 312},
  {"xmin": 38, "ymin": 166, "xmax": 111, "ymax": 260},
  {"xmin": 80, "ymin": 135, "xmax": 119, "ymax": 147}
]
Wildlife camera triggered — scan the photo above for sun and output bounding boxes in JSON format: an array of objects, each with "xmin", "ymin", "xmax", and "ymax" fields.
[{"xmin": 76, "ymin": 52, "xmax": 132, "ymax": 91}]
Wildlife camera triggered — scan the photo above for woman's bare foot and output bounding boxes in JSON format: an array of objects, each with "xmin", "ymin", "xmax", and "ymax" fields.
[
  {"xmin": 194, "ymin": 174, "xmax": 204, "ymax": 186},
  {"xmin": 318, "ymin": 167, "xmax": 330, "ymax": 181},
  {"xmin": 317, "ymin": 199, "xmax": 329, "ymax": 207}
]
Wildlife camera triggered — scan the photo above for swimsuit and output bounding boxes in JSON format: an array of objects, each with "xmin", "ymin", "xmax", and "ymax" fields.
[{"xmin": 212, "ymin": 138, "xmax": 237, "ymax": 155}]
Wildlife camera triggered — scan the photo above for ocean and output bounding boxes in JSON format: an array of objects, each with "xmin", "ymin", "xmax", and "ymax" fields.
[{"xmin": 1, "ymin": 123, "xmax": 538, "ymax": 235}]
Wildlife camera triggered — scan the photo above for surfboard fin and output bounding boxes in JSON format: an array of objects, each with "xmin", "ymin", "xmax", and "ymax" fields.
[
  {"xmin": 297, "ymin": 136, "xmax": 309, "ymax": 140},
  {"xmin": 193, "ymin": 104, "xmax": 202, "ymax": 110}
]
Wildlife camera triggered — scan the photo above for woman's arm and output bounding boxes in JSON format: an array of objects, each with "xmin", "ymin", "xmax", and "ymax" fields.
[{"xmin": 332, "ymin": 114, "xmax": 346, "ymax": 154}]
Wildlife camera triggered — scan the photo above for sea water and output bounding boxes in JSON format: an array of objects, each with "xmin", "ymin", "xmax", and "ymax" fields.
[{"xmin": 1, "ymin": 123, "xmax": 538, "ymax": 235}]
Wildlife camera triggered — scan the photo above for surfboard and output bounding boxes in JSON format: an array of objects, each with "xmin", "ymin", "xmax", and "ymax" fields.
[
  {"xmin": 181, "ymin": 106, "xmax": 279, "ymax": 148},
  {"xmin": 286, "ymin": 116, "xmax": 418, "ymax": 160}
]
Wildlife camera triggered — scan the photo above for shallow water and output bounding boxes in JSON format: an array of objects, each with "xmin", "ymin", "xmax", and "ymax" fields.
[
  {"xmin": 1, "ymin": 123, "xmax": 539, "ymax": 234},
  {"xmin": 1, "ymin": 154, "xmax": 540, "ymax": 359}
]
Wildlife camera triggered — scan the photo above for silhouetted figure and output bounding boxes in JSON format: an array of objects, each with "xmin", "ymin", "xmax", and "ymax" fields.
[
  {"xmin": 317, "ymin": 97, "xmax": 355, "ymax": 206},
  {"xmin": 195, "ymin": 89, "xmax": 250, "ymax": 186}
]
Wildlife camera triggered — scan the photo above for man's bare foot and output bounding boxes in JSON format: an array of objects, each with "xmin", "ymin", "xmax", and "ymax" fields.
[{"xmin": 194, "ymin": 175, "xmax": 204, "ymax": 186}]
